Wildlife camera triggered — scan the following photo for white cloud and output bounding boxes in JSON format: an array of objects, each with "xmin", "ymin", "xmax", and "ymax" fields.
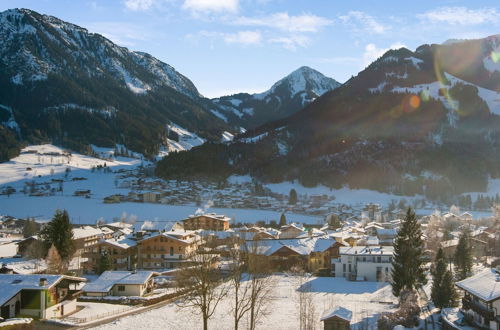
[
  {"xmin": 233, "ymin": 12, "xmax": 332, "ymax": 32},
  {"xmin": 362, "ymin": 42, "xmax": 405, "ymax": 67},
  {"xmin": 417, "ymin": 7, "xmax": 500, "ymax": 25},
  {"xmin": 183, "ymin": 0, "xmax": 239, "ymax": 13},
  {"xmin": 269, "ymin": 35, "xmax": 310, "ymax": 51},
  {"xmin": 339, "ymin": 11, "xmax": 389, "ymax": 34},
  {"xmin": 123, "ymin": 0, "xmax": 155, "ymax": 11},
  {"xmin": 224, "ymin": 30, "xmax": 262, "ymax": 45},
  {"xmin": 196, "ymin": 30, "xmax": 261, "ymax": 46}
]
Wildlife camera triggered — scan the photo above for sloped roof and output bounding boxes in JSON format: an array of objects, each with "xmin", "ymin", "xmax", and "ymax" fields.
[
  {"xmin": 73, "ymin": 226, "xmax": 103, "ymax": 239},
  {"xmin": 0, "ymin": 274, "xmax": 86, "ymax": 306},
  {"xmin": 249, "ymin": 237, "xmax": 337, "ymax": 256},
  {"xmin": 321, "ymin": 306, "xmax": 352, "ymax": 322},
  {"xmin": 456, "ymin": 268, "xmax": 500, "ymax": 302},
  {"xmin": 82, "ymin": 271, "xmax": 156, "ymax": 293}
]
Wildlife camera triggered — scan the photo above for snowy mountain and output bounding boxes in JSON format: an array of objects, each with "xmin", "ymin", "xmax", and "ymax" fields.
[
  {"xmin": 212, "ymin": 66, "xmax": 340, "ymax": 129},
  {"xmin": 157, "ymin": 35, "xmax": 500, "ymax": 200},
  {"xmin": 0, "ymin": 8, "xmax": 231, "ymax": 160}
]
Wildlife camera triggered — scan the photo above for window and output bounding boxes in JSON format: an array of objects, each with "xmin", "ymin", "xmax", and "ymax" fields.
[
  {"xmin": 117, "ymin": 285, "xmax": 125, "ymax": 292},
  {"xmin": 343, "ymin": 264, "xmax": 346, "ymax": 272},
  {"xmin": 170, "ymin": 247, "xmax": 174, "ymax": 256},
  {"xmin": 348, "ymin": 264, "xmax": 352, "ymax": 272},
  {"xmin": 377, "ymin": 256, "xmax": 381, "ymax": 263}
]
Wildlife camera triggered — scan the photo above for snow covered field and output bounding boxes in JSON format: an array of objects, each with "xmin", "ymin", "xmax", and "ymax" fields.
[
  {"xmin": 91, "ymin": 275, "xmax": 396, "ymax": 330},
  {"xmin": 0, "ymin": 145, "xmax": 495, "ymax": 225},
  {"xmin": 0, "ymin": 145, "xmax": 321, "ymax": 224}
]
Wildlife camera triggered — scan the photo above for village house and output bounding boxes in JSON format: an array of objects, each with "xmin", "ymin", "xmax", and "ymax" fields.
[
  {"xmin": 82, "ymin": 270, "xmax": 157, "ymax": 297},
  {"xmin": 455, "ymin": 268, "xmax": 500, "ymax": 330},
  {"xmin": 279, "ymin": 223, "xmax": 305, "ymax": 239},
  {"xmin": 137, "ymin": 230, "xmax": 201, "ymax": 269},
  {"xmin": 332, "ymin": 246, "xmax": 394, "ymax": 281},
  {"xmin": 0, "ymin": 274, "xmax": 85, "ymax": 319},
  {"xmin": 182, "ymin": 214, "xmax": 230, "ymax": 231},
  {"xmin": 72, "ymin": 226, "xmax": 104, "ymax": 270},
  {"xmin": 248, "ymin": 237, "xmax": 342, "ymax": 272},
  {"xmin": 84, "ymin": 236, "xmax": 138, "ymax": 272}
]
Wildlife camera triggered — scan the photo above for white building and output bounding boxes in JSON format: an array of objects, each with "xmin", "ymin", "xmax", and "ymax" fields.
[
  {"xmin": 332, "ymin": 246, "xmax": 393, "ymax": 282},
  {"xmin": 82, "ymin": 271, "xmax": 157, "ymax": 297},
  {"xmin": 455, "ymin": 268, "xmax": 500, "ymax": 330}
]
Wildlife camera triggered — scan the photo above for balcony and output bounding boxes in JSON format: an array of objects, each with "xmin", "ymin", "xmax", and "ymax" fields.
[{"xmin": 462, "ymin": 296, "xmax": 495, "ymax": 321}]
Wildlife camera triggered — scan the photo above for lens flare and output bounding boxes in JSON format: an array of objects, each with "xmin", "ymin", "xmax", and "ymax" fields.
[
  {"xmin": 409, "ymin": 95, "xmax": 420, "ymax": 109},
  {"xmin": 492, "ymin": 51, "xmax": 500, "ymax": 63}
]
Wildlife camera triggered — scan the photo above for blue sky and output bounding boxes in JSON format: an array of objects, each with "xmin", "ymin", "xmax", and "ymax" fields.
[{"xmin": 1, "ymin": 0, "xmax": 499, "ymax": 97}]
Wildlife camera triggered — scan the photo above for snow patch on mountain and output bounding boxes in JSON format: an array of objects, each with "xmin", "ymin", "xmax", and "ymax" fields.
[
  {"xmin": 240, "ymin": 132, "xmax": 269, "ymax": 143},
  {"xmin": 221, "ymin": 131, "xmax": 234, "ymax": 142},
  {"xmin": 242, "ymin": 107, "xmax": 254, "ymax": 116},
  {"xmin": 404, "ymin": 57, "xmax": 423, "ymax": 69},
  {"xmin": 110, "ymin": 59, "xmax": 151, "ymax": 94},
  {"xmin": 166, "ymin": 123, "xmax": 205, "ymax": 151},
  {"xmin": 210, "ymin": 109, "xmax": 228, "ymax": 122},
  {"xmin": 391, "ymin": 72, "xmax": 500, "ymax": 116},
  {"xmin": 43, "ymin": 104, "xmax": 117, "ymax": 118},
  {"xmin": 0, "ymin": 105, "xmax": 20, "ymax": 136}
]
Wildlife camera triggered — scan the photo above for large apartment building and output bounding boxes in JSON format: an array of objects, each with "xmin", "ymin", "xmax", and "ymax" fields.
[
  {"xmin": 332, "ymin": 246, "xmax": 394, "ymax": 282},
  {"xmin": 182, "ymin": 214, "xmax": 230, "ymax": 231},
  {"xmin": 137, "ymin": 230, "xmax": 201, "ymax": 269}
]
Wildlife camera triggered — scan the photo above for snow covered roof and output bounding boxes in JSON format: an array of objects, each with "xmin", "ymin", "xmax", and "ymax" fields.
[
  {"xmin": 340, "ymin": 246, "xmax": 394, "ymax": 256},
  {"xmin": 455, "ymin": 268, "xmax": 500, "ymax": 302},
  {"xmin": 141, "ymin": 230, "xmax": 200, "ymax": 244},
  {"xmin": 249, "ymin": 237, "xmax": 337, "ymax": 256},
  {"xmin": 103, "ymin": 235, "xmax": 137, "ymax": 249},
  {"xmin": 82, "ymin": 271, "xmax": 156, "ymax": 293},
  {"xmin": 185, "ymin": 213, "xmax": 230, "ymax": 222},
  {"xmin": 0, "ymin": 274, "xmax": 86, "ymax": 306},
  {"xmin": 440, "ymin": 239, "xmax": 459, "ymax": 248},
  {"xmin": 72, "ymin": 226, "xmax": 103, "ymax": 239},
  {"xmin": 320, "ymin": 306, "xmax": 352, "ymax": 322}
]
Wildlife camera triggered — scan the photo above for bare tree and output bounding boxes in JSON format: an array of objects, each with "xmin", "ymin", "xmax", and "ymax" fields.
[
  {"xmin": 246, "ymin": 241, "xmax": 276, "ymax": 330},
  {"xmin": 175, "ymin": 253, "xmax": 228, "ymax": 330},
  {"xmin": 294, "ymin": 267, "xmax": 316, "ymax": 330},
  {"xmin": 228, "ymin": 246, "xmax": 252, "ymax": 330}
]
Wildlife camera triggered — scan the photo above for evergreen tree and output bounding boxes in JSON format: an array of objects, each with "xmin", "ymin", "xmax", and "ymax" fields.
[
  {"xmin": 454, "ymin": 228, "xmax": 473, "ymax": 280},
  {"xmin": 288, "ymin": 189, "xmax": 297, "ymax": 205},
  {"xmin": 391, "ymin": 207, "xmax": 427, "ymax": 297},
  {"xmin": 46, "ymin": 244, "xmax": 63, "ymax": 274},
  {"xmin": 96, "ymin": 250, "xmax": 112, "ymax": 275},
  {"xmin": 22, "ymin": 218, "xmax": 38, "ymax": 238},
  {"xmin": 431, "ymin": 248, "xmax": 458, "ymax": 308},
  {"xmin": 327, "ymin": 214, "xmax": 342, "ymax": 230},
  {"xmin": 279, "ymin": 213, "xmax": 287, "ymax": 226},
  {"xmin": 40, "ymin": 209, "xmax": 75, "ymax": 265}
]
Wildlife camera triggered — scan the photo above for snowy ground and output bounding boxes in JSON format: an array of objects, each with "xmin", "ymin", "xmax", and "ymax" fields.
[
  {"xmin": 0, "ymin": 145, "xmax": 495, "ymax": 225},
  {"xmin": 0, "ymin": 145, "xmax": 321, "ymax": 224},
  {"xmin": 91, "ymin": 275, "xmax": 396, "ymax": 330},
  {"xmin": 68, "ymin": 302, "xmax": 132, "ymax": 322}
]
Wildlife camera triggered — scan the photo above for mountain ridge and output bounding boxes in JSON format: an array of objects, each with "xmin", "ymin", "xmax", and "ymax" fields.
[
  {"xmin": 0, "ymin": 8, "xmax": 232, "ymax": 159},
  {"xmin": 212, "ymin": 66, "xmax": 341, "ymax": 129},
  {"xmin": 157, "ymin": 35, "xmax": 500, "ymax": 202}
]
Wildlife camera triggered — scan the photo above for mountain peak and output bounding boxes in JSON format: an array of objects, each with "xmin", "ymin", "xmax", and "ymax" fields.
[{"xmin": 264, "ymin": 66, "xmax": 340, "ymax": 99}]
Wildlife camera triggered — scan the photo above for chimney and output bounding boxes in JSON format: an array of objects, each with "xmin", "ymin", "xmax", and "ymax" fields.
[{"xmin": 39, "ymin": 278, "xmax": 47, "ymax": 286}]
